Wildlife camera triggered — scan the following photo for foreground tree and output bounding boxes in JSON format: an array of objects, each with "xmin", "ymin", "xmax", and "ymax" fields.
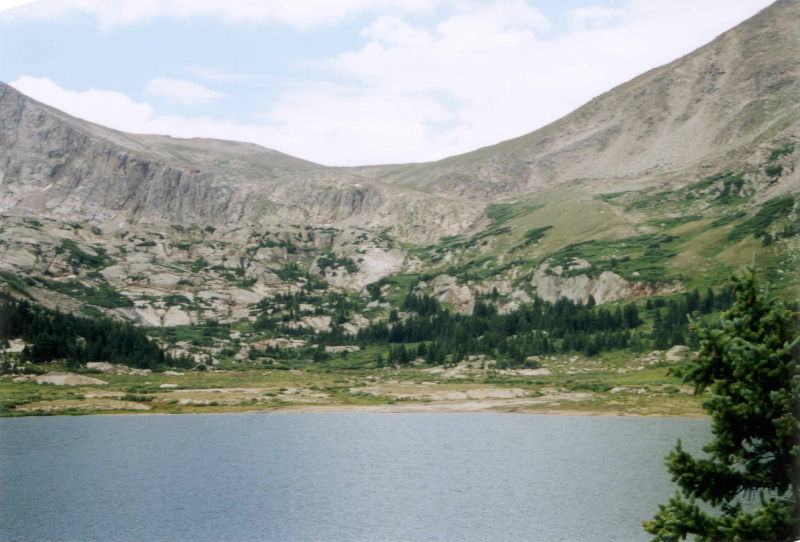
[{"xmin": 644, "ymin": 267, "xmax": 799, "ymax": 541}]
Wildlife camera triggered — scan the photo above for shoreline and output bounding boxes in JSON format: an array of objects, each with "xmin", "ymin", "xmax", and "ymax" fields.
[
  {"xmin": 2, "ymin": 401, "xmax": 711, "ymax": 419},
  {"xmin": 260, "ymin": 403, "xmax": 709, "ymax": 417},
  {"xmin": 2, "ymin": 363, "xmax": 708, "ymax": 419}
]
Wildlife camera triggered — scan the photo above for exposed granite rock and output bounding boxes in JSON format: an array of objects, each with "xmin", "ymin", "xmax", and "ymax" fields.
[
  {"xmin": 531, "ymin": 264, "xmax": 630, "ymax": 305},
  {"xmin": 430, "ymin": 274, "xmax": 475, "ymax": 313},
  {"xmin": 36, "ymin": 372, "xmax": 107, "ymax": 386}
]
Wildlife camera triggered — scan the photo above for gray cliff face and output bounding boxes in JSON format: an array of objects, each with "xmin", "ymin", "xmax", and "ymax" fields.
[
  {"xmin": 0, "ymin": 83, "xmax": 484, "ymax": 242},
  {"xmin": 0, "ymin": 2, "xmax": 798, "ymax": 257},
  {"xmin": 0, "ymin": 84, "xmax": 235, "ymax": 224}
]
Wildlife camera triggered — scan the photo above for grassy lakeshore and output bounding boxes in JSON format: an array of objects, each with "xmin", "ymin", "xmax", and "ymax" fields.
[{"xmin": 1, "ymin": 350, "xmax": 708, "ymax": 418}]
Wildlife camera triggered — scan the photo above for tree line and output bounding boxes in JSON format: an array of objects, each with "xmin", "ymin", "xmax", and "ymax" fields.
[
  {"xmin": 309, "ymin": 288, "xmax": 737, "ymax": 366},
  {"xmin": 0, "ymin": 296, "xmax": 193, "ymax": 370},
  {"xmin": 648, "ymin": 286, "xmax": 736, "ymax": 349}
]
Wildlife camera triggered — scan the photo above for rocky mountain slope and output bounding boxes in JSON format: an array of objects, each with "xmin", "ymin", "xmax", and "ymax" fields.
[
  {"xmin": 0, "ymin": 83, "xmax": 483, "ymax": 243},
  {"xmin": 366, "ymin": 0, "xmax": 800, "ymax": 200},
  {"xmin": 3, "ymin": 2, "xmax": 799, "ymax": 238},
  {"xmin": 0, "ymin": 1, "xmax": 798, "ymax": 371}
]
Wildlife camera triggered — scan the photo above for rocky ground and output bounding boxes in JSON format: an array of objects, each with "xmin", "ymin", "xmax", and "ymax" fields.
[{"xmin": 1, "ymin": 346, "xmax": 705, "ymax": 417}]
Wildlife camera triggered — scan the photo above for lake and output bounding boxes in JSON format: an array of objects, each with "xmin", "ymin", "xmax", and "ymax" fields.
[{"xmin": 0, "ymin": 413, "xmax": 709, "ymax": 542}]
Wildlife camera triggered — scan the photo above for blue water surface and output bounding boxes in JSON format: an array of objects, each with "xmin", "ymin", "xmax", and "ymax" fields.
[{"xmin": 0, "ymin": 413, "xmax": 709, "ymax": 542}]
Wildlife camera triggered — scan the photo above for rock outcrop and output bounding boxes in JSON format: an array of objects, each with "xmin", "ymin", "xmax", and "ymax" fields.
[
  {"xmin": 530, "ymin": 261, "xmax": 686, "ymax": 305},
  {"xmin": 0, "ymin": 1, "xmax": 798, "ymax": 334},
  {"xmin": 36, "ymin": 372, "xmax": 108, "ymax": 386},
  {"xmin": 3, "ymin": 3, "xmax": 799, "ymax": 241},
  {"xmin": 531, "ymin": 263, "xmax": 630, "ymax": 305},
  {"xmin": 430, "ymin": 274, "xmax": 475, "ymax": 313}
]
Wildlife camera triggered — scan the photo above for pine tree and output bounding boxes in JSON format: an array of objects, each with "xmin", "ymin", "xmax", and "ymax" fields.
[
  {"xmin": 702, "ymin": 288, "xmax": 715, "ymax": 314},
  {"xmin": 644, "ymin": 267, "xmax": 799, "ymax": 541}
]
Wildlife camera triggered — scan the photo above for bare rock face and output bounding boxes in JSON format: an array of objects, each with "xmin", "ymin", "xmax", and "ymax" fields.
[
  {"xmin": 530, "ymin": 261, "xmax": 686, "ymax": 305},
  {"xmin": 0, "ymin": 82, "xmax": 484, "ymax": 244},
  {"xmin": 0, "ymin": 1, "xmax": 798, "ymax": 336},
  {"xmin": 163, "ymin": 306, "xmax": 193, "ymax": 326},
  {"xmin": 531, "ymin": 264, "xmax": 630, "ymax": 305},
  {"xmin": 0, "ymin": 227, "xmax": 52, "ymax": 274},
  {"xmin": 301, "ymin": 316, "xmax": 332, "ymax": 332},
  {"xmin": 128, "ymin": 307, "xmax": 164, "ymax": 327},
  {"xmin": 591, "ymin": 271, "xmax": 633, "ymax": 305},
  {"xmin": 323, "ymin": 246, "xmax": 406, "ymax": 291},
  {"xmin": 430, "ymin": 274, "xmax": 475, "ymax": 313},
  {"xmin": 36, "ymin": 372, "xmax": 107, "ymax": 386},
  {"xmin": 4, "ymin": 1, "xmax": 798, "ymax": 243}
]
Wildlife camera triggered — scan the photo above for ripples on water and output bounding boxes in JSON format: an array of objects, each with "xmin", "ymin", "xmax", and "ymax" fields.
[{"xmin": 0, "ymin": 413, "xmax": 709, "ymax": 542}]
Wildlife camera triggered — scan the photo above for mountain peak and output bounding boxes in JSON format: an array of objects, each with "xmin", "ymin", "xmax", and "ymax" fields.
[{"xmin": 371, "ymin": 0, "xmax": 799, "ymax": 198}]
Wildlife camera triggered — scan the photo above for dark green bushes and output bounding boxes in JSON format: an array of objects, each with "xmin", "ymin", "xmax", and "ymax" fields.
[
  {"xmin": 55, "ymin": 239, "xmax": 111, "ymax": 268},
  {"xmin": 37, "ymin": 279, "xmax": 133, "ymax": 308},
  {"xmin": 728, "ymin": 196, "xmax": 796, "ymax": 242},
  {"xmin": 544, "ymin": 234, "xmax": 677, "ymax": 283}
]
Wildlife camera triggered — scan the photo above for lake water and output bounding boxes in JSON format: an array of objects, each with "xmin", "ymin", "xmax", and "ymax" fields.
[{"xmin": 0, "ymin": 413, "xmax": 709, "ymax": 542}]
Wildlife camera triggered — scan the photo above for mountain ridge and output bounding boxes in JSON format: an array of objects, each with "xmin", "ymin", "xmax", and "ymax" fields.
[
  {"xmin": 363, "ymin": 0, "xmax": 800, "ymax": 199},
  {"xmin": 2, "ymin": 1, "xmax": 799, "ymax": 237},
  {"xmin": 0, "ymin": 82, "xmax": 485, "ymax": 242},
  {"xmin": 2, "ymin": 2, "xmax": 800, "ymax": 422}
]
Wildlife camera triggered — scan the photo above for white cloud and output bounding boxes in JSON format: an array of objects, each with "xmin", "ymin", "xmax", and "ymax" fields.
[
  {"xmin": 363, "ymin": 16, "xmax": 432, "ymax": 48},
  {"xmin": 9, "ymin": 76, "xmax": 455, "ymax": 165},
  {"xmin": 437, "ymin": 0, "xmax": 550, "ymax": 47},
  {"xmin": 569, "ymin": 6, "xmax": 623, "ymax": 29},
  {"xmin": 1, "ymin": 0, "xmax": 444, "ymax": 31},
  {"xmin": 259, "ymin": 84, "xmax": 459, "ymax": 164},
  {"xmin": 0, "ymin": 0, "xmax": 37, "ymax": 12},
  {"xmin": 144, "ymin": 78, "xmax": 225, "ymax": 105},
  {"xmin": 11, "ymin": 76, "xmax": 156, "ymax": 129},
  {"xmin": 314, "ymin": 0, "xmax": 775, "ymax": 159},
  {"xmin": 185, "ymin": 66, "xmax": 249, "ymax": 83}
]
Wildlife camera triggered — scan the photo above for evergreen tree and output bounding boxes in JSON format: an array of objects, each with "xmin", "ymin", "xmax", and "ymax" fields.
[
  {"xmin": 702, "ymin": 288, "xmax": 715, "ymax": 314},
  {"xmin": 624, "ymin": 303, "xmax": 641, "ymax": 328},
  {"xmin": 644, "ymin": 267, "xmax": 799, "ymax": 541},
  {"xmin": 687, "ymin": 289, "xmax": 700, "ymax": 313}
]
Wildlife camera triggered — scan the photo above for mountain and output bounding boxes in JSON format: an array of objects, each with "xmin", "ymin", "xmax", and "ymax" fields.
[
  {"xmin": 0, "ymin": 0, "xmax": 798, "ymax": 336},
  {"xmin": 367, "ymin": 0, "xmax": 800, "ymax": 199},
  {"xmin": 4, "ymin": 2, "xmax": 799, "ymax": 237},
  {"xmin": 0, "ymin": 83, "xmax": 483, "ymax": 242}
]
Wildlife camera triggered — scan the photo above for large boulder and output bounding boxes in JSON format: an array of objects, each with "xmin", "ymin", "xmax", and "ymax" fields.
[{"xmin": 36, "ymin": 372, "xmax": 107, "ymax": 386}]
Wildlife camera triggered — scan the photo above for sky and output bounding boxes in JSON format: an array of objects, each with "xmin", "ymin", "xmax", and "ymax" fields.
[{"xmin": 0, "ymin": 0, "xmax": 774, "ymax": 166}]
